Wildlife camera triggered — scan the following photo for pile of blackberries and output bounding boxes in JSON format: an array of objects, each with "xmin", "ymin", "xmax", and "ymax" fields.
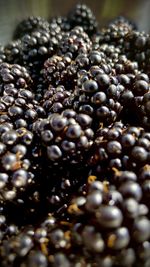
[{"xmin": 0, "ymin": 4, "xmax": 150, "ymax": 267}]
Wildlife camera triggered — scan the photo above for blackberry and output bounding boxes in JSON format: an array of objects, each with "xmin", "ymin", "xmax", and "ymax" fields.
[
  {"xmin": 49, "ymin": 16, "xmax": 71, "ymax": 32},
  {"xmin": 68, "ymin": 4, "xmax": 98, "ymax": 36},
  {"xmin": 42, "ymin": 85, "xmax": 72, "ymax": 115},
  {"xmin": 4, "ymin": 40, "xmax": 22, "ymax": 64},
  {"xmin": 13, "ymin": 16, "xmax": 50, "ymax": 40},
  {"xmin": 42, "ymin": 49, "xmax": 106, "ymax": 90},
  {"xmin": 92, "ymin": 17, "xmax": 134, "ymax": 49},
  {"xmin": 124, "ymin": 31, "xmax": 150, "ymax": 73},
  {"xmin": 0, "ymin": 122, "xmax": 35, "ymax": 204},
  {"xmin": 0, "ymin": 63, "xmax": 32, "ymax": 96},
  {"xmin": 32, "ymin": 110, "xmax": 94, "ymax": 165},
  {"xmin": 20, "ymin": 27, "xmax": 62, "ymax": 81},
  {"xmin": 136, "ymin": 91, "xmax": 150, "ymax": 130},
  {"xmin": 42, "ymin": 54, "xmax": 75, "ymax": 88},
  {"xmin": 0, "ymin": 86, "xmax": 41, "ymax": 130},
  {"xmin": 89, "ymin": 124, "xmax": 150, "ymax": 175},
  {"xmin": 58, "ymin": 27, "xmax": 92, "ymax": 58},
  {"xmin": 72, "ymin": 65, "xmax": 123, "ymax": 126},
  {"xmin": 109, "ymin": 16, "xmax": 137, "ymax": 31}
]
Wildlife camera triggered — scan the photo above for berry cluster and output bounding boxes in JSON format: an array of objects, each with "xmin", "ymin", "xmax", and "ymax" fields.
[{"xmin": 0, "ymin": 4, "xmax": 150, "ymax": 267}]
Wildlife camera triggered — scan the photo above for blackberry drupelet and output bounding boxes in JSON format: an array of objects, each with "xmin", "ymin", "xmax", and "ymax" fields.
[{"xmin": 13, "ymin": 16, "xmax": 50, "ymax": 40}]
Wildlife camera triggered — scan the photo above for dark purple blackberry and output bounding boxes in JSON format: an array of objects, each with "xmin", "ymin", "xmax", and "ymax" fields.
[
  {"xmin": 124, "ymin": 31, "xmax": 150, "ymax": 73},
  {"xmin": 32, "ymin": 110, "xmax": 94, "ymax": 165},
  {"xmin": 49, "ymin": 16, "xmax": 71, "ymax": 32},
  {"xmin": 58, "ymin": 27, "xmax": 92, "ymax": 58},
  {"xmin": 92, "ymin": 17, "xmax": 134, "ymax": 50},
  {"xmin": 42, "ymin": 54, "xmax": 75, "ymax": 88},
  {"xmin": 0, "ymin": 86, "xmax": 46, "ymax": 132},
  {"xmin": 119, "ymin": 73, "xmax": 150, "ymax": 126},
  {"xmin": 68, "ymin": 4, "xmax": 98, "ymax": 36},
  {"xmin": 0, "ymin": 127, "xmax": 33, "ymax": 193},
  {"xmin": 20, "ymin": 27, "xmax": 63, "ymax": 81},
  {"xmin": 13, "ymin": 16, "xmax": 50, "ymax": 40},
  {"xmin": 4, "ymin": 40, "xmax": 22, "ymax": 64},
  {"xmin": 42, "ymin": 49, "xmax": 107, "ymax": 90},
  {"xmin": 0, "ymin": 63, "xmax": 32, "ymax": 96},
  {"xmin": 109, "ymin": 16, "xmax": 137, "ymax": 31},
  {"xmin": 42, "ymin": 85, "xmax": 72, "ymax": 115},
  {"xmin": 136, "ymin": 91, "xmax": 150, "ymax": 130},
  {"xmin": 89, "ymin": 124, "xmax": 150, "ymax": 184},
  {"xmin": 72, "ymin": 65, "xmax": 123, "ymax": 126}
]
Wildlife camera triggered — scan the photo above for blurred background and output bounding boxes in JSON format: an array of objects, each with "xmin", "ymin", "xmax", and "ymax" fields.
[{"xmin": 0, "ymin": 0, "xmax": 150, "ymax": 44}]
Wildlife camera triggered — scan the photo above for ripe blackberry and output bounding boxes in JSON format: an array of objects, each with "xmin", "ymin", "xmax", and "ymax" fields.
[
  {"xmin": 0, "ymin": 63, "xmax": 32, "ymax": 96},
  {"xmin": 13, "ymin": 16, "xmax": 50, "ymax": 40},
  {"xmin": 49, "ymin": 16, "xmax": 71, "ymax": 32},
  {"xmin": 109, "ymin": 16, "xmax": 137, "ymax": 31},
  {"xmin": 20, "ymin": 28, "xmax": 62, "ymax": 81},
  {"xmin": 89, "ymin": 124, "xmax": 150, "ymax": 182},
  {"xmin": 119, "ymin": 72, "xmax": 150, "ymax": 126},
  {"xmin": 0, "ymin": 122, "xmax": 35, "ymax": 204},
  {"xmin": 58, "ymin": 27, "xmax": 92, "ymax": 58},
  {"xmin": 42, "ymin": 85, "xmax": 72, "ymax": 115},
  {"xmin": 32, "ymin": 110, "xmax": 94, "ymax": 165},
  {"xmin": 42, "ymin": 54, "xmax": 75, "ymax": 88},
  {"xmin": 42, "ymin": 49, "xmax": 107, "ymax": 90},
  {"xmin": 0, "ymin": 87, "xmax": 46, "ymax": 133},
  {"xmin": 68, "ymin": 4, "xmax": 98, "ymax": 36},
  {"xmin": 4, "ymin": 40, "xmax": 22, "ymax": 64},
  {"xmin": 72, "ymin": 65, "xmax": 123, "ymax": 127},
  {"xmin": 124, "ymin": 31, "xmax": 150, "ymax": 73}
]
